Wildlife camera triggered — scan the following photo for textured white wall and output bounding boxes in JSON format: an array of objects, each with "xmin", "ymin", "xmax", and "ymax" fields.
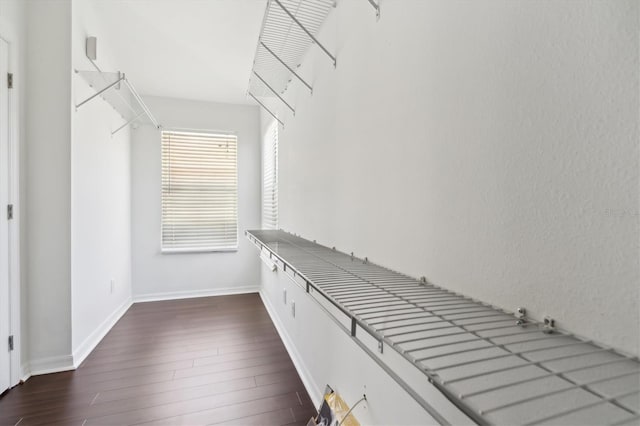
[
  {"xmin": 70, "ymin": 0, "xmax": 133, "ymax": 358},
  {"xmin": 273, "ymin": 0, "xmax": 639, "ymax": 355},
  {"xmin": 131, "ymin": 96, "xmax": 261, "ymax": 299}
]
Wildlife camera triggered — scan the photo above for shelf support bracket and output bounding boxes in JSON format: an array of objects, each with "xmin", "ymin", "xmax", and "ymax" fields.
[
  {"xmin": 111, "ymin": 110, "xmax": 145, "ymax": 136},
  {"xmin": 272, "ymin": 0, "xmax": 337, "ymax": 67},
  {"xmin": 366, "ymin": 0, "xmax": 381, "ymax": 20},
  {"xmin": 260, "ymin": 41, "xmax": 313, "ymax": 94},
  {"xmin": 123, "ymin": 79, "xmax": 161, "ymax": 129},
  {"xmin": 253, "ymin": 71, "xmax": 296, "ymax": 115},
  {"xmin": 248, "ymin": 92, "xmax": 284, "ymax": 127},
  {"xmin": 75, "ymin": 75, "xmax": 125, "ymax": 109}
]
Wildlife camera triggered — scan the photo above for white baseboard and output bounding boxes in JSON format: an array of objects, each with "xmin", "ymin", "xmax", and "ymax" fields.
[
  {"xmin": 20, "ymin": 363, "xmax": 31, "ymax": 383},
  {"xmin": 72, "ymin": 296, "xmax": 133, "ymax": 368},
  {"xmin": 259, "ymin": 289, "xmax": 323, "ymax": 405},
  {"xmin": 27, "ymin": 355, "xmax": 75, "ymax": 376},
  {"xmin": 133, "ymin": 286, "xmax": 260, "ymax": 303}
]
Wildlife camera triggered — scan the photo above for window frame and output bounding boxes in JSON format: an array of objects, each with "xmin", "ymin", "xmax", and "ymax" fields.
[{"xmin": 160, "ymin": 129, "xmax": 239, "ymax": 254}]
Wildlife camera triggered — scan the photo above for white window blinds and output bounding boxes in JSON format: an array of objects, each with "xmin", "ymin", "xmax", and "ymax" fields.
[
  {"xmin": 161, "ymin": 130, "xmax": 238, "ymax": 252},
  {"xmin": 262, "ymin": 120, "xmax": 278, "ymax": 229}
]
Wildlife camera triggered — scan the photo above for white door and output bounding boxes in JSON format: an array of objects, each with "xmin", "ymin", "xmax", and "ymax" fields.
[{"xmin": 0, "ymin": 37, "xmax": 10, "ymax": 394}]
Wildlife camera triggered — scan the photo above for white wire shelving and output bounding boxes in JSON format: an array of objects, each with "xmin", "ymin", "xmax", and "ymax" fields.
[
  {"xmin": 75, "ymin": 70, "xmax": 161, "ymax": 136},
  {"xmin": 247, "ymin": 0, "xmax": 336, "ymax": 126},
  {"xmin": 247, "ymin": 229, "xmax": 640, "ymax": 426}
]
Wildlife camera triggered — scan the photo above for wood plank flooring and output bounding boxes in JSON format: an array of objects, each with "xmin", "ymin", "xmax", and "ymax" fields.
[{"xmin": 0, "ymin": 294, "xmax": 317, "ymax": 426}]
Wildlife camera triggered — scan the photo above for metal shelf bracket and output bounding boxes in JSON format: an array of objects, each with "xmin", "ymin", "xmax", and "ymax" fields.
[
  {"xmin": 248, "ymin": 92, "xmax": 284, "ymax": 127},
  {"xmin": 273, "ymin": 0, "xmax": 336, "ymax": 67},
  {"xmin": 366, "ymin": 0, "xmax": 381, "ymax": 20}
]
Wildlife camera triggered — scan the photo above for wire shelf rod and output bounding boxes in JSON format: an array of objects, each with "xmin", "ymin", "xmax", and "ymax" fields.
[
  {"xmin": 354, "ymin": 305, "xmax": 427, "ymax": 316},
  {"xmin": 364, "ymin": 307, "xmax": 492, "ymax": 321},
  {"xmin": 523, "ymin": 389, "xmax": 640, "ymax": 426},
  {"xmin": 435, "ymin": 347, "xmax": 608, "ymax": 373},
  {"xmin": 420, "ymin": 339, "xmax": 591, "ymax": 364},
  {"xmin": 111, "ymin": 110, "xmax": 145, "ymax": 136},
  {"xmin": 422, "ymin": 335, "xmax": 568, "ymax": 356},
  {"xmin": 366, "ymin": 312, "xmax": 442, "ymax": 324},
  {"xmin": 272, "ymin": 0, "xmax": 336, "ymax": 66},
  {"xmin": 461, "ymin": 359, "xmax": 640, "ymax": 399},
  {"xmin": 253, "ymin": 71, "xmax": 295, "ymax": 114},
  {"xmin": 123, "ymin": 78, "xmax": 160, "ymax": 128},
  {"xmin": 330, "ymin": 290, "xmax": 400, "ymax": 299},
  {"xmin": 481, "ymin": 370, "xmax": 640, "ymax": 415},
  {"xmin": 76, "ymin": 74, "xmax": 125, "ymax": 109},
  {"xmin": 393, "ymin": 323, "xmax": 545, "ymax": 346},
  {"xmin": 378, "ymin": 317, "xmax": 456, "ymax": 332},
  {"xmin": 442, "ymin": 348, "xmax": 629, "ymax": 385},
  {"xmin": 371, "ymin": 312, "xmax": 510, "ymax": 328},
  {"xmin": 405, "ymin": 333, "xmax": 566, "ymax": 357},
  {"xmin": 248, "ymin": 92, "xmax": 284, "ymax": 126},
  {"xmin": 415, "ymin": 301, "xmax": 483, "ymax": 309},
  {"xmin": 344, "ymin": 297, "xmax": 410, "ymax": 307},
  {"xmin": 612, "ymin": 414, "xmax": 640, "ymax": 425},
  {"xmin": 384, "ymin": 318, "xmax": 518, "ymax": 338}
]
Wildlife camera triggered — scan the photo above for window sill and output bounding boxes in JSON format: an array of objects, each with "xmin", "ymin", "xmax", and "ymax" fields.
[{"xmin": 161, "ymin": 247, "xmax": 239, "ymax": 254}]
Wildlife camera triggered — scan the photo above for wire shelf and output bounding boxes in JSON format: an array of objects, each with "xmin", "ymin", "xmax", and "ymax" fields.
[
  {"xmin": 247, "ymin": 229, "xmax": 640, "ymax": 426},
  {"xmin": 75, "ymin": 70, "xmax": 160, "ymax": 135},
  {"xmin": 247, "ymin": 0, "xmax": 335, "ymax": 124}
]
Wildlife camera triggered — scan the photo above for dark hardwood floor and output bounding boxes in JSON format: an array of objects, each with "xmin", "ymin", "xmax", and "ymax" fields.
[{"xmin": 0, "ymin": 294, "xmax": 317, "ymax": 426}]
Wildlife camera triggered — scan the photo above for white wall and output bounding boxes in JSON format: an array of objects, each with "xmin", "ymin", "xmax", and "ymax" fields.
[
  {"xmin": 269, "ymin": 0, "xmax": 639, "ymax": 356},
  {"xmin": 25, "ymin": 0, "xmax": 73, "ymax": 372},
  {"xmin": 131, "ymin": 96, "xmax": 261, "ymax": 300},
  {"xmin": 70, "ymin": 0, "xmax": 133, "ymax": 364},
  {"xmin": 2, "ymin": 0, "xmax": 137, "ymax": 375}
]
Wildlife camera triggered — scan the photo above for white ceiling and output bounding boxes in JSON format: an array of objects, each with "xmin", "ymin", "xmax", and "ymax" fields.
[{"xmin": 92, "ymin": 0, "xmax": 267, "ymax": 105}]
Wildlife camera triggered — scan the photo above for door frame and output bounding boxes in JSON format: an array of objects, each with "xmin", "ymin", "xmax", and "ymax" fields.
[{"xmin": 0, "ymin": 30, "xmax": 23, "ymax": 387}]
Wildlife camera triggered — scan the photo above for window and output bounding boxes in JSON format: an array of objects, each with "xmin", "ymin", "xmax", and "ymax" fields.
[
  {"xmin": 262, "ymin": 120, "xmax": 278, "ymax": 229},
  {"xmin": 161, "ymin": 130, "xmax": 238, "ymax": 252}
]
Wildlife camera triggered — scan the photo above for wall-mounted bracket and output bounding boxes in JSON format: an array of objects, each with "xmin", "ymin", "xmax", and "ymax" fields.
[
  {"xmin": 515, "ymin": 307, "xmax": 527, "ymax": 326},
  {"xmin": 260, "ymin": 41, "xmax": 313, "ymax": 94},
  {"xmin": 111, "ymin": 110, "xmax": 145, "ymax": 136},
  {"xmin": 543, "ymin": 316, "xmax": 556, "ymax": 334},
  {"xmin": 75, "ymin": 72, "xmax": 125, "ymax": 110},
  {"xmin": 248, "ymin": 92, "xmax": 284, "ymax": 127},
  {"xmin": 253, "ymin": 71, "xmax": 295, "ymax": 115},
  {"xmin": 366, "ymin": 0, "xmax": 381, "ymax": 20}
]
